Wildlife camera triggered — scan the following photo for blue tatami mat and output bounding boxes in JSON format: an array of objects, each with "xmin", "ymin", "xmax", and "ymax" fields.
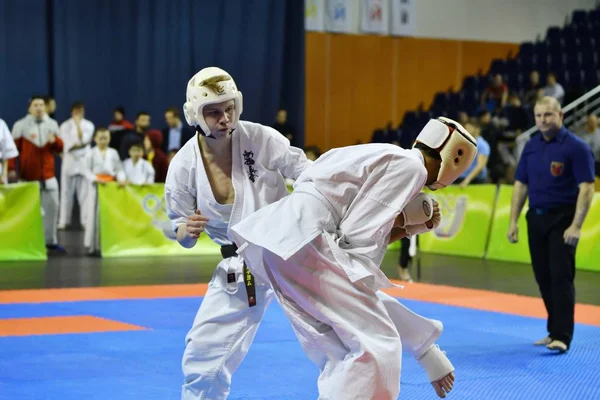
[{"xmin": 1, "ymin": 297, "xmax": 599, "ymax": 399}]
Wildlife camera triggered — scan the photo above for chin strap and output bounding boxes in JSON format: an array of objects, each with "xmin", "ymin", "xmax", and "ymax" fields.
[{"xmin": 196, "ymin": 127, "xmax": 235, "ymax": 139}]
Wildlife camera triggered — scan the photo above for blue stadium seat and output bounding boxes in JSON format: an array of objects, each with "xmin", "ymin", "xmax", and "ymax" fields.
[
  {"xmin": 566, "ymin": 70, "xmax": 584, "ymax": 88},
  {"xmin": 572, "ymin": 10, "xmax": 588, "ymax": 27},
  {"xmin": 462, "ymin": 76, "xmax": 476, "ymax": 91},
  {"xmin": 489, "ymin": 59, "xmax": 506, "ymax": 75},
  {"xmin": 518, "ymin": 42, "xmax": 534, "ymax": 59},
  {"xmin": 401, "ymin": 111, "xmax": 418, "ymax": 129},
  {"xmin": 580, "ymin": 51, "xmax": 599, "ymax": 68},
  {"xmin": 546, "ymin": 27, "xmax": 562, "ymax": 48},
  {"xmin": 583, "ymin": 66, "xmax": 600, "ymax": 89}
]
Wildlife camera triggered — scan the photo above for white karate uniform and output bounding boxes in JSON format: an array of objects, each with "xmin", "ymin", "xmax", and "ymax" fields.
[
  {"xmin": 83, "ymin": 147, "xmax": 125, "ymax": 252},
  {"xmin": 164, "ymin": 121, "xmax": 310, "ymax": 400},
  {"xmin": 123, "ymin": 158, "xmax": 155, "ymax": 184},
  {"xmin": 58, "ymin": 117, "xmax": 95, "ymax": 226},
  {"xmin": 231, "ymin": 144, "xmax": 443, "ymax": 400},
  {"xmin": 0, "ymin": 119, "xmax": 19, "ymax": 182}
]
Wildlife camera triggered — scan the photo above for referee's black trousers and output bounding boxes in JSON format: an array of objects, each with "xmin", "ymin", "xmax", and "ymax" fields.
[{"xmin": 526, "ymin": 206, "xmax": 576, "ymax": 347}]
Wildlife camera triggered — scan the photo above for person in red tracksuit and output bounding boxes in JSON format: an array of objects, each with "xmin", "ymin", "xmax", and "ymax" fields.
[{"xmin": 9, "ymin": 95, "xmax": 65, "ymax": 252}]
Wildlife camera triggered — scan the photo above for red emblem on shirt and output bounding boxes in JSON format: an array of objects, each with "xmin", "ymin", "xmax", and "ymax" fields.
[{"xmin": 550, "ymin": 161, "xmax": 564, "ymax": 177}]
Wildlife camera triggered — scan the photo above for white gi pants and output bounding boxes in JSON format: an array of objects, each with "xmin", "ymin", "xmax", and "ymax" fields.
[
  {"xmin": 59, "ymin": 173, "xmax": 88, "ymax": 226},
  {"xmin": 181, "ymin": 257, "xmax": 275, "ymax": 400},
  {"xmin": 84, "ymin": 183, "xmax": 100, "ymax": 252},
  {"xmin": 181, "ymin": 255, "xmax": 441, "ymax": 400},
  {"xmin": 261, "ymin": 235, "xmax": 442, "ymax": 400},
  {"xmin": 40, "ymin": 186, "xmax": 59, "ymax": 246}
]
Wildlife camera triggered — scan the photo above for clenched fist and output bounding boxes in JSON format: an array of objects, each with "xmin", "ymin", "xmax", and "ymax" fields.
[{"xmin": 186, "ymin": 209, "xmax": 209, "ymax": 239}]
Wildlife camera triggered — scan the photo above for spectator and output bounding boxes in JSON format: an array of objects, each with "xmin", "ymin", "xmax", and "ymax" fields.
[
  {"xmin": 162, "ymin": 106, "xmax": 195, "ymax": 162},
  {"xmin": 0, "ymin": 118, "xmax": 19, "ymax": 184},
  {"xmin": 272, "ymin": 109, "xmax": 296, "ymax": 146},
  {"xmin": 523, "ymin": 70, "xmax": 542, "ymax": 108},
  {"xmin": 457, "ymin": 111, "xmax": 470, "ymax": 126},
  {"xmin": 82, "ymin": 128, "xmax": 126, "ymax": 256},
  {"xmin": 578, "ymin": 114, "xmax": 600, "ymax": 176},
  {"xmin": 108, "ymin": 106, "xmax": 134, "ymax": 132},
  {"xmin": 58, "ymin": 101, "xmax": 95, "ymax": 230},
  {"xmin": 124, "ymin": 142, "xmax": 155, "ymax": 185},
  {"xmin": 9, "ymin": 95, "xmax": 65, "ymax": 253},
  {"xmin": 505, "ymin": 94, "xmax": 531, "ymax": 134},
  {"xmin": 119, "ymin": 111, "xmax": 151, "ymax": 160},
  {"xmin": 143, "ymin": 129, "xmax": 168, "ymax": 183},
  {"xmin": 303, "ymin": 145, "xmax": 321, "ymax": 161},
  {"xmin": 44, "ymin": 96, "xmax": 57, "ymax": 120},
  {"xmin": 543, "ymin": 73, "xmax": 565, "ymax": 105},
  {"xmin": 108, "ymin": 106, "xmax": 135, "ymax": 151},
  {"xmin": 481, "ymin": 73, "xmax": 509, "ymax": 111},
  {"xmin": 456, "ymin": 122, "xmax": 490, "ymax": 187},
  {"xmin": 479, "ymin": 111, "xmax": 505, "ymax": 183}
]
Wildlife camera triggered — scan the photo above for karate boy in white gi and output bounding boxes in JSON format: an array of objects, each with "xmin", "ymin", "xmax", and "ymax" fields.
[
  {"xmin": 83, "ymin": 128, "xmax": 126, "ymax": 255},
  {"xmin": 123, "ymin": 142, "xmax": 155, "ymax": 185},
  {"xmin": 231, "ymin": 117, "xmax": 478, "ymax": 399}
]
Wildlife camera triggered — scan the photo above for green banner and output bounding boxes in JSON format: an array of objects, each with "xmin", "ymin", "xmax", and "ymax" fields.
[
  {"xmin": 417, "ymin": 185, "xmax": 497, "ymax": 258},
  {"xmin": 485, "ymin": 185, "xmax": 530, "ymax": 264},
  {"xmin": 487, "ymin": 185, "xmax": 600, "ymax": 272},
  {"xmin": 98, "ymin": 183, "xmax": 221, "ymax": 258},
  {"xmin": 0, "ymin": 182, "xmax": 47, "ymax": 261}
]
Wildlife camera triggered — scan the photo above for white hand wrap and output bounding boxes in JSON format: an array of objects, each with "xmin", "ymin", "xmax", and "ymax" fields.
[{"xmin": 400, "ymin": 193, "xmax": 434, "ymax": 227}]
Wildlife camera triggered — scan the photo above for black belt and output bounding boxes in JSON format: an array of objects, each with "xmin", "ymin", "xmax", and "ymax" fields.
[{"xmin": 221, "ymin": 244, "xmax": 256, "ymax": 307}]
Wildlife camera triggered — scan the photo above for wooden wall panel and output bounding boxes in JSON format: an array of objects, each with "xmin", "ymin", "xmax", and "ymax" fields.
[{"xmin": 305, "ymin": 33, "xmax": 519, "ymax": 151}]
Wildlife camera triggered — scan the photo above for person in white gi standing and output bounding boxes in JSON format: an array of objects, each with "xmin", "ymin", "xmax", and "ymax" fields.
[
  {"xmin": 0, "ymin": 118, "xmax": 19, "ymax": 184},
  {"xmin": 58, "ymin": 102, "xmax": 95, "ymax": 229},
  {"xmin": 123, "ymin": 142, "xmax": 155, "ymax": 185},
  {"xmin": 231, "ymin": 117, "xmax": 478, "ymax": 400},
  {"xmin": 166, "ymin": 67, "xmax": 461, "ymax": 400},
  {"xmin": 83, "ymin": 128, "xmax": 126, "ymax": 255}
]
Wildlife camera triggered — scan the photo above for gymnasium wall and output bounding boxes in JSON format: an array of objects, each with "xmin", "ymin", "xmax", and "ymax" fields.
[
  {"xmin": 304, "ymin": 33, "xmax": 518, "ymax": 151},
  {"xmin": 412, "ymin": 0, "xmax": 598, "ymax": 43}
]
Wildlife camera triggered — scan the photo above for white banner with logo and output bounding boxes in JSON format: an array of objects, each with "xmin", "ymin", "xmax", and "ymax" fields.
[
  {"xmin": 306, "ymin": 0, "xmax": 326, "ymax": 32},
  {"xmin": 391, "ymin": 0, "xmax": 416, "ymax": 36},
  {"xmin": 360, "ymin": 0, "xmax": 389, "ymax": 35}
]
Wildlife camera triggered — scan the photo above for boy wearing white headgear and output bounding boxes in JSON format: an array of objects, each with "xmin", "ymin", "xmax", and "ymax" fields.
[{"xmin": 230, "ymin": 117, "xmax": 478, "ymax": 399}]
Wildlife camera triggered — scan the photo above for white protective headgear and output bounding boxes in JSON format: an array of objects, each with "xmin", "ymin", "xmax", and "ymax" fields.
[
  {"xmin": 183, "ymin": 67, "xmax": 243, "ymax": 137},
  {"xmin": 413, "ymin": 117, "xmax": 477, "ymax": 190}
]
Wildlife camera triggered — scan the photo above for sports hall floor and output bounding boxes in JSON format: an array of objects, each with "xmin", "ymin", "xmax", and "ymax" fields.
[{"xmin": 1, "ymin": 228, "xmax": 599, "ymax": 399}]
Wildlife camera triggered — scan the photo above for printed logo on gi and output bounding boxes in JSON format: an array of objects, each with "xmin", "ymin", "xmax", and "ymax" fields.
[
  {"xmin": 432, "ymin": 194, "xmax": 468, "ymax": 239},
  {"xmin": 550, "ymin": 161, "xmax": 564, "ymax": 177},
  {"xmin": 243, "ymin": 150, "xmax": 258, "ymax": 183}
]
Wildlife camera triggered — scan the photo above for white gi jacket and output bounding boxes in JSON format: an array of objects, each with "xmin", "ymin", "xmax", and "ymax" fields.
[
  {"xmin": 83, "ymin": 147, "xmax": 126, "ymax": 182},
  {"xmin": 0, "ymin": 118, "xmax": 19, "ymax": 179},
  {"xmin": 164, "ymin": 121, "xmax": 310, "ymax": 283},
  {"xmin": 124, "ymin": 158, "xmax": 155, "ymax": 184},
  {"xmin": 231, "ymin": 144, "xmax": 428, "ymax": 291},
  {"xmin": 59, "ymin": 118, "xmax": 95, "ymax": 176}
]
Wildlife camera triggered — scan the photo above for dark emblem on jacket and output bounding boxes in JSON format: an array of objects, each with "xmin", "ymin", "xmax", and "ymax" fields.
[{"xmin": 243, "ymin": 151, "xmax": 258, "ymax": 182}]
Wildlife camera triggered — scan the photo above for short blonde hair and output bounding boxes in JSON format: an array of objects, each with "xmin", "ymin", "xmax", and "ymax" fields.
[{"xmin": 535, "ymin": 96, "xmax": 562, "ymax": 112}]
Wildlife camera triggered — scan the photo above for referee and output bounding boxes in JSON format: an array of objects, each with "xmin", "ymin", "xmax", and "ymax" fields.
[{"xmin": 507, "ymin": 96, "xmax": 595, "ymax": 353}]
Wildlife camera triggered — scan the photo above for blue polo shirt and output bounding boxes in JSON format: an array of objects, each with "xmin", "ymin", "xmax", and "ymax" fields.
[
  {"xmin": 515, "ymin": 126, "xmax": 595, "ymax": 209},
  {"xmin": 460, "ymin": 136, "xmax": 490, "ymax": 181}
]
